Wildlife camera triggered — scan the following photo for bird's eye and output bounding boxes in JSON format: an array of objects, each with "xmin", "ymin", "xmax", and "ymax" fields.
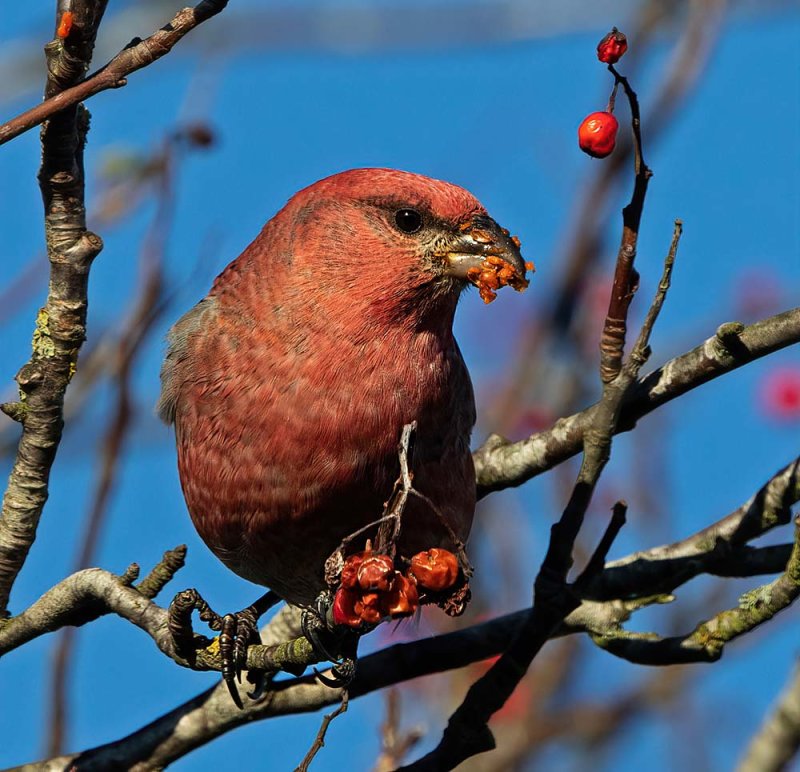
[{"xmin": 394, "ymin": 208, "xmax": 423, "ymax": 234}]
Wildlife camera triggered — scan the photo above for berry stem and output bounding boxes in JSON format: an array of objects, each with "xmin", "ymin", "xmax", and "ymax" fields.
[{"xmin": 606, "ymin": 81, "xmax": 619, "ymax": 115}]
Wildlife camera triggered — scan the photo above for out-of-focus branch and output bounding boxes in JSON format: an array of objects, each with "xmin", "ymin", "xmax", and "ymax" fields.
[
  {"xmin": 46, "ymin": 143, "xmax": 174, "ymax": 755},
  {"xmin": 0, "ymin": 0, "xmax": 229, "ymax": 147},
  {"xmin": 0, "ymin": 0, "xmax": 108, "ymax": 615},
  {"xmin": 474, "ymin": 307, "xmax": 800, "ymax": 497},
  {"xmin": 738, "ymin": 659, "xmax": 800, "ymax": 772}
]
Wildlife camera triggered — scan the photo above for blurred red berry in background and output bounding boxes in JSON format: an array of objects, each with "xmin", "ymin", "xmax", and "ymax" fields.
[
  {"xmin": 732, "ymin": 268, "xmax": 783, "ymax": 321},
  {"xmin": 759, "ymin": 366, "xmax": 800, "ymax": 421}
]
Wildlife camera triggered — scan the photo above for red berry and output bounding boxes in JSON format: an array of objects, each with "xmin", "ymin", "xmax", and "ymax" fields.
[
  {"xmin": 408, "ymin": 548, "xmax": 460, "ymax": 592},
  {"xmin": 354, "ymin": 592, "xmax": 383, "ymax": 624},
  {"xmin": 356, "ymin": 553, "xmax": 395, "ymax": 592},
  {"xmin": 578, "ymin": 112, "xmax": 619, "ymax": 159},
  {"xmin": 597, "ymin": 28, "xmax": 628, "ymax": 64},
  {"xmin": 380, "ymin": 572, "xmax": 420, "ymax": 618},
  {"xmin": 339, "ymin": 552, "xmax": 364, "ymax": 590},
  {"xmin": 332, "ymin": 587, "xmax": 363, "ymax": 628}
]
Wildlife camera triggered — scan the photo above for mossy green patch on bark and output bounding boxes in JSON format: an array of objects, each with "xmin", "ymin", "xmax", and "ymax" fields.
[{"xmin": 32, "ymin": 309, "xmax": 55, "ymax": 358}]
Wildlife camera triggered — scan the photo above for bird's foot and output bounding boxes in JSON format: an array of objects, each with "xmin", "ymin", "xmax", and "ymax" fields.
[
  {"xmin": 168, "ymin": 588, "xmax": 280, "ymax": 709},
  {"xmin": 302, "ymin": 591, "xmax": 361, "ymax": 688}
]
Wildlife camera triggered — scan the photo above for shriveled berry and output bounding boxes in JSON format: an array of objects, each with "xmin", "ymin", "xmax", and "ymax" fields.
[
  {"xmin": 357, "ymin": 553, "xmax": 395, "ymax": 592},
  {"xmin": 332, "ymin": 587, "xmax": 363, "ymax": 628},
  {"xmin": 409, "ymin": 548, "xmax": 460, "ymax": 592},
  {"xmin": 340, "ymin": 553, "xmax": 365, "ymax": 590},
  {"xmin": 380, "ymin": 572, "xmax": 420, "ymax": 618},
  {"xmin": 578, "ymin": 111, "xmax": 619, "ymax": 159},
  {"xmin": 597, "ymin": 28, "xmax": 628, "ymax": 64},
  {"xmin": 354, "ymin": 592, "xmax": 383, "ymax": 624}
]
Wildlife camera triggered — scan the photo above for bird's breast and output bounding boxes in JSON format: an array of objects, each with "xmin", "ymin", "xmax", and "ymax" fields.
[{"xmin": 175, "ymin": 310, "xmax": 476, "ymax": 603}]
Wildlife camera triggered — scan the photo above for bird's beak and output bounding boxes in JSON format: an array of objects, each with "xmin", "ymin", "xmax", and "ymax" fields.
[{"xmin": 443, "ymin": 215, "xmax": 531, "ymax": 300}]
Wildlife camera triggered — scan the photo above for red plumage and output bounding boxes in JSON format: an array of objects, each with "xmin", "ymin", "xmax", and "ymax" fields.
[{"xmin": 159, "ymin": 168, "xmax": 525, "ymax": 606}]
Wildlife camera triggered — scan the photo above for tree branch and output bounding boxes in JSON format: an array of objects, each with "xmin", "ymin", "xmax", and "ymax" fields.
[
  {"xmin": 474, "ymin": 307, "xmax": 800, "ymax": 498},
  {"xmin": 0, "ymin": 0, "xmax": 229, "ymax": 147},
  {"xmin": 5, "ymin": 521, "xmax": 792, "ymax": 769},
  {"xmin": 0, "ymin": 0, "xmax": 109, "ymax": 615},
  {"xmin": 591, "ymin": 516, "xmax": 800, "ymax": 665}
]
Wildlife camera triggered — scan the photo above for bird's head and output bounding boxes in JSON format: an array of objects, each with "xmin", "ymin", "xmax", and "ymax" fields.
[{"xmin": 223, "ymin": 168, "xmax": 530, "ymax": 328}]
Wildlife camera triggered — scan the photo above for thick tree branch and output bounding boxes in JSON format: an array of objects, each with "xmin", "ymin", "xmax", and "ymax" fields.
[
  {"xmin": 474, "ymin": 307, "xmax": 800, "ymax": 497},
  {"xmin": 0, "ymin": 0, "xmax": 229, "ymax": 147},
  {"xmin": 5, "ymin": 523, "xmax": 791, "ymax": 770},
  {"xmin": 0, "ymin": 0, "xmax": 108, "ymax": 614}
]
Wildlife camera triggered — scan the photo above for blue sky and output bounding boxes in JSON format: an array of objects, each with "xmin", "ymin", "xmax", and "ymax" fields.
[{"xmin": 1, "ymin": 3, "xmax": 799, "ymax": 770}]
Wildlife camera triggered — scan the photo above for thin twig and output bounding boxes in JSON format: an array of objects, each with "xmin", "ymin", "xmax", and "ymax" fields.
[
  {"xmin": 598, "ymin": 65, "xmax": 652, "ymax": 383},
  {"xmin": 575, "ymin": 501, "xmax": 628, "ymax": 586},
  {"xmin": 295, "ymin": 691, "xmax": 349, "ymax": 772}
]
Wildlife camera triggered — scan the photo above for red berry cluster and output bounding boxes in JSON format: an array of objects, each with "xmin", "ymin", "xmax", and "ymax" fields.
[
  {"xmin": 578, "ymin": 27, "xmax": 628, "ymax": 159},
  {"xmin": 332, "ymin": 547, "xmax": 460, "ymax": 628}
]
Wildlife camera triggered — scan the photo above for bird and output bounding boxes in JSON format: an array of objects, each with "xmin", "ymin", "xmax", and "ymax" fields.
[{"xmin": 158, "ymin": 168, "xmax": 527, "ymax": 616}]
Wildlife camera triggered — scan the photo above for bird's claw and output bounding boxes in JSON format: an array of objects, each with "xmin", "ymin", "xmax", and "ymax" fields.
[
  {"xmin": 302, "ymin": 591, "xmax": 360, "ymax": 688},
  {"xmin": 217, "ymin": 608, "xmax": 260, "ymax": 709},
  {"xmin": 301, "ymin": 601, "xmax": 341, "ymax": 663},
  {"xmin": 167, "ymin": 588, "xmax": 280, "ymax": 709},
  {"xmin": 314, "ymin": 656, "xmax": 357, "ymax": 688}
]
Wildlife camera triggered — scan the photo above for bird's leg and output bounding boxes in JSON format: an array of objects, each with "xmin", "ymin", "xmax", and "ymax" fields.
[
  {"xmin": 168, "ymin": 588, "xmax": 281, "ymax": 708},
  {"xmin": 301, "ymin": 590, "xmax": 343, "ymax": 662},
  {"xmin": 302, "ymin": 590, "xmax": 361, "ymax": 687}
]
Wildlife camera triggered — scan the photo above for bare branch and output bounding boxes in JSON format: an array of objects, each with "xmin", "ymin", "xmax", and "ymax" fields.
[
  {"xmin": 8, "ymin": 526, "xmax": 791, "ymax": 771},
  {"xmin": 0, "ymin": 548, "xmax": 186, "ymax": 657},
  {"xmin": 0, "ymin": 0, "xmax": 109, "ymax": 614},
  {"xmin": 474, "ymin": 307, "xmax": 800, "ymax": 497},
  {"xmin": 295, "ymin": 692, "xmax": 349, "ymax": 772},
  {"xmin": 590, "ymin": 458, "xmax": 800, "ymax": 600},
  {"xmin": 0, "ymin": 0, "xmax": 229, "ymax": 147},
  {"xmin": 591, "ymin": 517, "xmax": 800, "ymax": 665}
]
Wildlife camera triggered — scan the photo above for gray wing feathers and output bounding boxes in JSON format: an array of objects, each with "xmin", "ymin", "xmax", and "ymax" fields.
[{"xmin": 157, "ymin": 296, "xmax": 217, "ymax": 424}]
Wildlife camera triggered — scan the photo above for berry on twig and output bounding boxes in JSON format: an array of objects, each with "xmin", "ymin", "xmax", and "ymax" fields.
[
  {"xmin": 578, "ymin": 111, "xmax": 619, "ymax": 159},
  {"xmin": 597, "ymin": 27, "xmax": 628, "ymax": 64}
]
